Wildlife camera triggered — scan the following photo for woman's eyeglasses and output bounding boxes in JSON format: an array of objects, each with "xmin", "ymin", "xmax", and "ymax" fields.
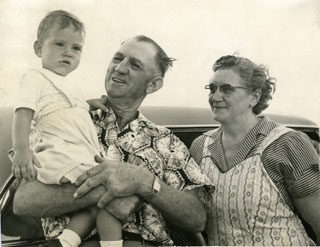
[{"xmin": 205, "ymin": 84, "xmax": 247, "ymax": 96}]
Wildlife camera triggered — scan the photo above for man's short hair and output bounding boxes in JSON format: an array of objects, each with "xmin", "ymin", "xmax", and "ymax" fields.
[
  {"xmin": 133, "ymin": 35, "xmax": 176, "ymax": 77},
  {"xmin": 37, "ymin": 10, "xmax": 85, "ymax": 42}
]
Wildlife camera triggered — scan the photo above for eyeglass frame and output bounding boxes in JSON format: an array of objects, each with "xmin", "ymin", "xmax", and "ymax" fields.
[{"xmin": 204, "ymin": 83, "xmax": 248, "ymax": 96}]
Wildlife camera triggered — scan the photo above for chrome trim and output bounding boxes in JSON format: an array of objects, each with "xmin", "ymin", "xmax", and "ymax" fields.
[
  {"xmin": 0, "ymin": 175, "xmax": 15, "ymax": 202},
  {"xmin": 164, "ymin": 124, "xmax": 319, "ymax": 129}
]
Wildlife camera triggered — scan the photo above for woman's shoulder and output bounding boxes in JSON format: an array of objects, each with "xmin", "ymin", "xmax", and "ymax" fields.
[
  {"xmin": 263, "ymin": 125, "xmax": 318, "ymax": 166},
  {"xmin": 274, "ymin": 127, "xmax": 313, "ymax": 148},
  {"xmin": 192, "ymin": 128, "xmax": 220, "ymax": 146},
  {"xmin": 191, "ymin": 134, "xmax": 206, "ymax": 149},
  {"xmin": 190, "ymin": 128, "xmax": 221, "ymax": 162}
]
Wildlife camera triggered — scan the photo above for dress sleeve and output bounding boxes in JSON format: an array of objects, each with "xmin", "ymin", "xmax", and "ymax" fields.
[
  {"xmin": 15, "ymin": 70, "xmax": 43, "ymax": 112},
  {"xmin": 189, "ymin": 135, "xmax": 206, "ymax": 165},
  {"xmin": 274, "ymin": 131, "xmax": 319, "ymax": 198}
]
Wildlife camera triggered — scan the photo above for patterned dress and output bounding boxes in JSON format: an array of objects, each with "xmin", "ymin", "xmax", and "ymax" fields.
[
  {"xmin": 42, "ymin": 103, "xmax": 213, "ymax": 245},
  {"xmin": 197, "ymin": 125, "xmax": 316, "ymax": 246}
]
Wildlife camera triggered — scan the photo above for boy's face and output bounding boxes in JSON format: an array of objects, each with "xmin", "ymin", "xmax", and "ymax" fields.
[{"xmin": 34, "ymin": 23, "xmax": 84, "ymax": 76}]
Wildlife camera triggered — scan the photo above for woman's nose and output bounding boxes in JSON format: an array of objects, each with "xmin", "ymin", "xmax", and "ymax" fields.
[{"xmin": 209, "ymin": 88, "xmax": 223, "ymax": 100}]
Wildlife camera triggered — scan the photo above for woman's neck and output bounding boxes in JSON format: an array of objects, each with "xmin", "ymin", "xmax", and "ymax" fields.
[
  {"xmin": 108, "ymin": 97, "xmax": 144, "ymax": 130},
  {"xmin": 221, "ymin": 114, "xmax": 259, "ymax": 143}
]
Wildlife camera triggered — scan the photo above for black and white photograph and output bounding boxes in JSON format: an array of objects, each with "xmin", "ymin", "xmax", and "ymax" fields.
[{"xmin": 1, "ymin": 0, "xmax": 319, "ymax": 246}]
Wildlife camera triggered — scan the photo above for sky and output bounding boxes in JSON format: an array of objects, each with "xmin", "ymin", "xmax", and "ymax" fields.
[{"xmin": 0, "ymin": 0, "xmax": 319, "ymax": 126}]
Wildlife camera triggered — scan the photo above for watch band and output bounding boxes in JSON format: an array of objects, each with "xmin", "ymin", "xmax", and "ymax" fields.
[{"xmin": 145, "ymin": 175, "xmax": 161, "ymax": 201}]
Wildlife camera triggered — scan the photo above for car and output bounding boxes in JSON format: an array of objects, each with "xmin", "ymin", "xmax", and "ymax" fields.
[{"xmin": 1, "ymin": 106, "xmax": 319, "ymax": 246}]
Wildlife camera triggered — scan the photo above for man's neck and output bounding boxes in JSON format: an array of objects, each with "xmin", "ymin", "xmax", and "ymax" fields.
[{"xmin": 108, "ymin": 97, "xmax": 144, "ymax": 130}]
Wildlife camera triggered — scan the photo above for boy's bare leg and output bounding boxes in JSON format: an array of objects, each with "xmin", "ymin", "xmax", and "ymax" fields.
[
  {"xmin": 66, "ymin": 206, "xmax": 97, "ymax": 237},
  {"xmin": 45, "ymin": 176, "xmax": 98, "ymax": 247},
  {"xmin": 97, "ymin": 208, "xmax": 122, "ymax": 247},
  {"xmin": 56, "ymin": 206, "xmax": 97, "ymax": 247}
]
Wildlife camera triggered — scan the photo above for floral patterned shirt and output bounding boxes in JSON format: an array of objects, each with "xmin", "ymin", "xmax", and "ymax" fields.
[
  {"xmin": 90, "ymin": 104, "xmax": 212, "ymax": 245},
  {"xmin": 41, "ymin": 104, "xmax": 212, "ymax": 245}
]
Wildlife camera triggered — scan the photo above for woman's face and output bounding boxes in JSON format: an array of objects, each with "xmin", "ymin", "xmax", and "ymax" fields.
[{"xmin": 207, "ymin": 68, "xmax": 255, "ymax": 124}]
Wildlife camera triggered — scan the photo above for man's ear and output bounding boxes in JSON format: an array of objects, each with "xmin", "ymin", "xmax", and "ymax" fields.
[
  {"xmin": 146, "ymin": 77, "xmax": 163, "ymax": 94},
  {"xmin": 34, "ymin": 41, "xmax": 42, "ymax": 57}
]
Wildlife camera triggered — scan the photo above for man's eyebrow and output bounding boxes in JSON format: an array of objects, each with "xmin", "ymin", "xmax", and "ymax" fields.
[
  {"xmin": 114, "ymin": 52, "xmax": 144, "ymax": 68},
  {"xmin": 113, "ymin": 52, "xmax": 124, "ymax": 57}
]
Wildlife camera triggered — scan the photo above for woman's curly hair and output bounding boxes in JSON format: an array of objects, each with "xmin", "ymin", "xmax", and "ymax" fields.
[{"xmin": 212, "ymin": 55, "xmax": 276, "ymax": 115}]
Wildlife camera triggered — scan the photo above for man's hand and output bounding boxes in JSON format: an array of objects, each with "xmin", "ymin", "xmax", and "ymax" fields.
[
  {"xmin": 12, "ymin": 148, "xmax": 40, "ymax": 180},
  {"xmin": 74, "ymin": 155, "xmax": 149, "ymax": 208},
  {"xmin": 87, "ymin": 95, "xmax": 108, "ymax": 112},
  {"xmin": 106, "ymin": 195, "xmax": 142, "ymax": 223}
]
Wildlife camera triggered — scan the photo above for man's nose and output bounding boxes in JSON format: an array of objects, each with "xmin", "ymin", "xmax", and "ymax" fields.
[{"xmin": 115, "ymin": 59, "xmax": 129, "ymax": 74}]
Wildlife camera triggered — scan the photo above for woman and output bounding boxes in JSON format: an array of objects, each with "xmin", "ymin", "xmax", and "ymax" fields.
[{"xmin": 190, "ymin": 55, "xmax": 320, "ymax": 246}]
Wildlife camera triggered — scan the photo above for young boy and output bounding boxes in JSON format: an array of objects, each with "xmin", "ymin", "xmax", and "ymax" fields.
[{"xmin": 11, "ymin": 10, "xmax": 122, "ymax": 247}]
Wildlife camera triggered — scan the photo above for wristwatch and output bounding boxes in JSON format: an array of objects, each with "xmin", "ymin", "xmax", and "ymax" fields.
[{"xmin": 146, "ymin": 176, "xmax": 161, "ymax": 201}]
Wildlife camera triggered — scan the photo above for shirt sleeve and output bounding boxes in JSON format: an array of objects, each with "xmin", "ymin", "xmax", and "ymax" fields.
[
  {"xmin": 162, "ymin": 132, "xmax": 214, "ymax": 192},
  {"xmin": 268, "ymin": 131, "xmax": 320, "ymax": 198},
  {"xmin": 14, "ymin": 70, "xmax": 44, "ymax": 112}
]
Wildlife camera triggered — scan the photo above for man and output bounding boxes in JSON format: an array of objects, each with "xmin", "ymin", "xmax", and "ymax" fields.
[{"xmin": 13, "ymin": 35, "xmax": 212, "ymax": 246}]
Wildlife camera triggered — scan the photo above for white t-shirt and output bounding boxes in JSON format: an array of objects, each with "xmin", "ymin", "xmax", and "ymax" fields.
[{"xmin": 15, "ymin": 68, "xmax": 100, "ymax": 184}]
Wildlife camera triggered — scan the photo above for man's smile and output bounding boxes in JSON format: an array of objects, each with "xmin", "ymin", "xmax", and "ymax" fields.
[{"xmin": 112, "ymin": 76, "xmax": 126, "ymax": 84}]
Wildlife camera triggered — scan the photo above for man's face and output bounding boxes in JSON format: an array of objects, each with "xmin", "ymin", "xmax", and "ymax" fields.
[{"xmin": 105, "ymin": 39, "xmax": 160, "ymax": 101}]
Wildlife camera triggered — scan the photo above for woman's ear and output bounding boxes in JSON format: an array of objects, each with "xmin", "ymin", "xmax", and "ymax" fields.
[
  {"xmin": 146, "ymin": 77, "xmax": 163, "ymax": 94},
  {"xmin": 250, "ymin": 89, "xmax": 262, "ymax": 108},
  {"xmin": 34, "ymin": 41, "xmax": 42, "ymax": 57}
]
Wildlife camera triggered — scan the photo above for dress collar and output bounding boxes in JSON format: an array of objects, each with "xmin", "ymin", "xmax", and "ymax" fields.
[{"xmin": 205, "ymin": 116, "xmax": 277, "ymax": 171}]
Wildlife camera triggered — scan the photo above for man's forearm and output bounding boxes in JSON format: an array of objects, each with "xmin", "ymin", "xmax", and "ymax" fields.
[
  {"xmin": 140, "ymin": 175, "xmax": 206, "ymax": 233},
  {"xmin": 13, "ymin": 179, "xmax": 105, "ymax": 217},
  {"xmin": 73, "ymin": 159, "xmax": 207, "ymax": 232}
]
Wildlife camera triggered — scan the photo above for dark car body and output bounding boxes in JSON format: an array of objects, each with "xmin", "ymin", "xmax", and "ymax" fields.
[{"xmin": 1, "ymin": 106, "xmax": 319, "ymax": 246}]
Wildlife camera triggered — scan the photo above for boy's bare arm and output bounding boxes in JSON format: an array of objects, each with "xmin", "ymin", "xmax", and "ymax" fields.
[
  {"xmin": 12, "ymin": 108, "xmax": 34, "ymax": 149},
  {"xmin": 86, "ymin": 96, "xmax": 108, "ymax": 112},
  {"xmin": 12, "ymin": 108, "xmax": 37, "ymax": 180}
]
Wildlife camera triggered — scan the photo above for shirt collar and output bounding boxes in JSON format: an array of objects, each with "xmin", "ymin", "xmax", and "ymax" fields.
[
  {"xmin": 102, "ymin": 102, "xmax": 146, "ymax": 134},
  {"xmin": 39, "ymin": 67, "xmax": 67, "ymax": 84}
]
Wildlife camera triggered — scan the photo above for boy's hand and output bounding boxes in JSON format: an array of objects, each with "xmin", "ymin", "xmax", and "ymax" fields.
[
  {"xmin": 87, "ymin": 95, "xmax": 108, "ymax": 112},
  {"xmin": 12, "ymin": 148, "xmax": 38, "ymax": 180}
]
